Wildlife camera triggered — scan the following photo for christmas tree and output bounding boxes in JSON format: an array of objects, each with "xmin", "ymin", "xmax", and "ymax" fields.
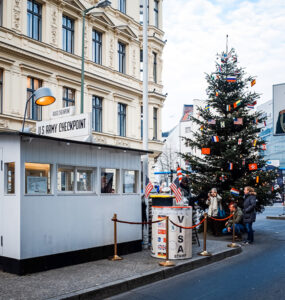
[{"xmin": 182, "ymin": 46, "xmax": 278, "ymax": 212}]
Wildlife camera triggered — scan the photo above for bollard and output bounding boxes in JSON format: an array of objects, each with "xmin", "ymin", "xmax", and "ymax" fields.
[
  {"xmin": 227, "ymin": 213, "xmax": 239, "ymax": 248},
  {"xmin": 159, "ymin": 216, "xmax": 175, "ymax": 267},
  {"xmin": 198, "ymin": 213, "xmax": 212, "ymax": 256},
  {"xmin": 109, "ymin": 213, "xmax": 123, "ymax": 261}
]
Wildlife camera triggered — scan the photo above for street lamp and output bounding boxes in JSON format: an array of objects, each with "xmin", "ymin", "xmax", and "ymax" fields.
[
  {"xmin": 22, "ymin": 87, "xmax": 56, "ymax": 132},
  {"xmin": 80, "ymin": 0, "xmax": 111, "ymax": 114}
]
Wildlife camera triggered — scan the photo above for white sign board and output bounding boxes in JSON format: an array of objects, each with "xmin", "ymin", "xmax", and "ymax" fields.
[
  {"xmin": 51, "ymin": 107, "xmax": 75, "ymax": 119},
  {"xmin": 37, "ymin": 113, "xmax": 92, "ymax": 139},
  {"xmin": 27, "ymin": 176, "xmax": 47, "ymax": 194},
  {"xmin": 273, "ymin": 83, "xmax": 285, "ymax": 135}
]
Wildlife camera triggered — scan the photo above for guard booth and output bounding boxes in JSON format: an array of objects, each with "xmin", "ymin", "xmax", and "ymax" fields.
[{"xmin": 0, "ymin": 132, "xmax": 148, "ymax": 274}]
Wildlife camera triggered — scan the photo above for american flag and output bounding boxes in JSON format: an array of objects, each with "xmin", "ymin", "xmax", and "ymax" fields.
[
  {"xmin": 145, "ymin": 177, "xmax": 153, "ymax": 199},
  {"xmin": 170, "ymin": 177, "xmax": 182, "ymax": 204},
  {"xmin": 208, "ymin": 119, "xmax": 216, "ymax": 125},
  {"xmin": 234, "ymin": 118, "xmax": 243, "ymax": 125}
]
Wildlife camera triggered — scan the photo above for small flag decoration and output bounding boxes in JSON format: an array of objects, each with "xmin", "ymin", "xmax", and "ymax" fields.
[
  {"xmin": 177, "ymin": 166, "xmax": 183, "ymax": 182},
  {"xmin": 251, "ymin": 79, "xmax": 256, "ymax": 87},
  {"xmin": 212, "ymin": 136, "xmax": 219, "ymax": 142},
  {"xmin": 205, "ymin": 104, "xmax": 210, "ymax": 111},
  {"xmin": 208, "ymin": 119, "xmax": 216, "ymax": 125},
  {"xmin": 238, "ymin": 138, "xmax": 242, "ymax": 145},
  {"xmin": 256, "ymin": 176, "xmax": 259, "ymax": 183},
  {"xmin": 261, "ymin": 144, "xmax": 267, "ymax": 150},
  {"xmin": 145, "ymin": 177, "xmax": 154, "ymax": 198},
  {"xmin": 216, "ymin": 91, "xmax": 219, "ymax": 97},
  {"xmin": 200, "ymin": 125, "xmax": 204, "ymax": 131},
  {"xmin": 170, "ymin": 177, "xmax": 182, "ymax": 204},
  {"xmin": 247, "ymin": 104, "xmax": 255, "ymax": 109},
  {"xmin": 226, "ymin": 105, "xmax": 231, "ymax": 112},
  {"xmin": 253, "ymin": 139, "xmax": 257, "ymax": 147},
  {"xmin": 230, "ymin": 188, "xmax": 240, "ymax": 196},
  {"xmin": 201, "ymin": 148, "xmax": 211, "ymax": 155},
  {"xmin": 226, "ymin": 76, "xmax": 237, "ymax": 83},
  {"xmin": 233, "ymin": 100, "xmax": 241, "ymax": 108},
  {"xmin": 220, "ymin": 121, "xmax": 225, "ymax": 128},
  {"xmin": 234, "ymin": 118, "xmax": 243, "ymax": 125},
  {"xmin": 248, "ymin": 163, "xmax": 258, "ymax": 171},
  {"xmin": 229, "ymin": 163, "xmax": 233, "ymax": 170},
  {"xmin": 219, "ymin": 175, "xmax": 227, "ymax": 182}
]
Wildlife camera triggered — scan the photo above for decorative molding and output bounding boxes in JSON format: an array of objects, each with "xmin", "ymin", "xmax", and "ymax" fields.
[
  {"xmin": 13, "ymin": 0, "xmax": 22, "ymax": 32},
  {"xmin": 113, "ymin": 93, "xmax": 134, "ymax": 102},
  {"xmin": 132, "ymin": 48, "xmax": 137, "ymax": 77},
  {"xmin": 19, "ymin": 64, "xmax": 53, "ymax": 77},
  {"xmin": 109, "ymin": 37, "xmax": 114, "ymax": 69},
  {"xmin": 51, "ymin": 9, "xmax": 58, "ymax": 46},
  {"xmin": 115, "ymin": 139, "xmax": 129, "ymax": 147},
  {"xmin": 0, "ymin": 57, "xmax": 15, "ymax": 66},
  {"xmin": 86, "ymin": 85, "xmax": 111, "ymax": 95},
  {"xmin": 0, "ymin": 119, "xmax": 9, "ymax": 128},
  {"xmin": 56, "ymin": 75, "xmax": 81, "ymax": 87}
]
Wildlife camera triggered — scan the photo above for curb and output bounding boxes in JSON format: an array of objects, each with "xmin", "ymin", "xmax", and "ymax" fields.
[
  {"xmin": 47, "ymin": 246, "xmax": 242, "ymax": 300},
  {"xmin": 266, "ymin": 216, "xmax": 285, "ymax": 220}
]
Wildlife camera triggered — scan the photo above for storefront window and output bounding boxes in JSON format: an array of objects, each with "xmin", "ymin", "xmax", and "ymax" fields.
[
  {"xmin": 77, "ymin": 169, "xmax": 92, "ymax": 192},
  {"xmin": 25, "ymin": 163, "xmax": 51, "ymax": 194},
  {"xmin": 5, "ymin": 162, "xmax": 15, "ymax": 194},
  {"xmin": 101, "ymin": 168, "xmax": 119, "ymax": 194},
  {"xmin": 123, "ymin": 170, "xmax": 138, "ymax": 193},
  {"xmin": 57, "ymin": 166, "xmax": 74, "ymax": 192}
]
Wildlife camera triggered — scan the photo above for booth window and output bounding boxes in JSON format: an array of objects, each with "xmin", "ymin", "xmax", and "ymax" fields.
[
  {"xmin": 77, "ymin": 169, "xmax": 92, "ymax": 192},
  {"xmin": 27, "ymin": 0, "xmax": 42, "ymax": 41},
  {"xmin": 101, "ymin": 168, "xmax": 119, "ymax": 194},
  {"xmin": 123, "ymin": 170, "xmax": 138, "ymax": 193},
  {"xmin": 57, "ymin": 166, "xmax": 74, "ymax": 192},
  {"xmin": 25, "ymin": 163, "xmax": 51, "ymax": 194},
  {"xmin": 27, "ymin": 77, "xmax": 42, "ymax": 121},
  {"xmin": 5, "ymin": 162, "xmax": 15, "ymax": 194}
]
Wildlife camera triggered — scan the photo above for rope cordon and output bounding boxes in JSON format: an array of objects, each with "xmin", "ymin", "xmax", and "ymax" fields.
[
  {"xmin": 112, "ymin": 217, "xmax": 166, "ymax": 225},
  {"xmin": 169, "ymin": 217, "xmax": 206, "ymax": 229},
  {"xmin": 208, "ymin": 214, "xmax": 233, "ymax": 221}
]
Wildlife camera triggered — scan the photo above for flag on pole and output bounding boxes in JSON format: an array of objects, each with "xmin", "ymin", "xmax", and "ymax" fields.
[
  {"xmin": 233, "ymin": 100, "xmax": 241, "ymax": 108},
  {"xmin": 226, "ymin": 76, "xmax": 237, "ymax": 83},
  {"xmin": 208, "ymin": 119, "xmax": 216, "ymax": 125},
  {"xmin": 238, "ymin": 138, "xmax": 242, "ymax": 145},
  {"xmin": 247, "ymin": 104, "xmax": 255, "ymax": 109},
  {"xmin": 176, "ymin": 166, "xmax": 183, "ymax": 182},
  {"xmin": 248, "ymin": 163, "xmax": 258, "ymax": 171},
  {"xmin": 234, "ymin": 118, "xmax": 243, "ymax": 125},
  {"xmin": 170, "ymin": 177, "xmax": 182, "ymax": 204},
  {"xmin": 216, "ymin": 91, "xmax": 219, "ymax": 97},
  {"xmin": 230, "ymin": 188, "xmax": 240, "ymax": 196},
  {"xmin": 251, "ymin": 79, "xmax": 256, "ymax": 87},
  {"xmin": 145, "ymin": 177, "xmax": 153, "ymax": 199},
  {"xmin": 201, "ymin": 148, "xmax": 211, "ymax": 155},
  {"xmin": 229, "ymin": 163, "xmax": 233, "ymax": 170},
  {"xmin": 226, "ymin": 105, "xmax": 231, "ymax": 112},
  {"xmin": 212, "ymin": 136, "xmax": 219, "ymax": 142}
]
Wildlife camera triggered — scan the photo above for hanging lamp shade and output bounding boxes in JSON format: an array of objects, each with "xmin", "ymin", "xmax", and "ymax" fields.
[{"xmin": 34, "ymin": 87, "xmax": 56, "ymax": 106}]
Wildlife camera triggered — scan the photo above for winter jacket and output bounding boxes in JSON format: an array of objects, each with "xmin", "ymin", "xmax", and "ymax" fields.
[
  {"xmin": 227, "ymin": 207, "xmax": 243, "ymax": 227},
  {"xmin": 206, "ymin": 194, "xmax": 223, "ymax": 217},
  {"xmin": 243, "ymin": 193, "xmax": 257, "ymax": 223}
]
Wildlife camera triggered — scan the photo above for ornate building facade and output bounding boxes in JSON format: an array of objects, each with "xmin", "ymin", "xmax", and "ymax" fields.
[{"xmin": 0, "ymin": 0, "xmax": 165, "ymax": 166}]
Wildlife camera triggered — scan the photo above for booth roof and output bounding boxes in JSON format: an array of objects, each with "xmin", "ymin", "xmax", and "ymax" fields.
[{"xmin": 0, "ymin": 131, "xmax": 153, "ymax": 155}]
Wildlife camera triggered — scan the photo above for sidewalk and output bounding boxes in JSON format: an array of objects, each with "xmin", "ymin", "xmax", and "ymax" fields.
[{"xmin": 0, "ymin": 239, "xmax": 241, "ymax": 300}]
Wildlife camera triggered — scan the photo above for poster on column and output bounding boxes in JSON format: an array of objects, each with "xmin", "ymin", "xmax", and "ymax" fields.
[
  {"xmin": 273, "ymin": 83, "xmax": 285, "ymax": 135},
  {"xmin": 151, "ymin": 206, "xmax": 192, "ymax": 260}
]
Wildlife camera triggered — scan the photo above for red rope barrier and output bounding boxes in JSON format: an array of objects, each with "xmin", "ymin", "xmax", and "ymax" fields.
[
  {"xmin": 169, "ymin": 218, "xmax": 206, "ymax": 230},
  {"xmin": 208, "ymin": 214, "xmax": 233, "ymax": 221},
  {"xmin": 112, "ymin": 218, "xmax": 166, "ymax": 225}
]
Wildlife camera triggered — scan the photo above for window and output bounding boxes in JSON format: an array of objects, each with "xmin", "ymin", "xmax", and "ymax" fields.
[
  {"xmin": 141, "ymin": 106, "xmax": 143, "ymax": 139},
  {"xmin": 118, "ymin": 103, "xmax": 126, "ymax": 137},
  {"xmin": 154, "ymin": 0, "xmax": 159, "ymax": 27},
  {"xmin": 77, "ymin": 169, "xmax": 92, "ymax": 192},
  {"xmin": 118, "ymin": 0, "xmax": 126, "ymax": 13},
  {"xmin": 57, "ymin": 167, "xmax": 74, "ymax": 191},
  {"xmin": 62, "ymin": 15, "xmax": 74, "ymax": 53},
  {"xmin": 153, "ymin": 52, "xmax": 157, "ymax": 83},
  {"xmin": 101, "ymin": 168, "xmax": 119, "ymax": 193},
  {"xmin": 0, "ymin": 69, "xmax": 3, "ymax": 114},
  {"xmin": 27, "ymin": 77, "xmax": 42, "ymax": 121},
  {"xmin": 92, "ymin": 29, "xmax": 102, "ymax": 64},
  {"xmin": 63, "ymin": 87, "xmax": 75, "ymax": 107},
  {"xmin": 118, "ymin": 42, "xmax": 126, "ymax": 74},
  {"xmin": 185, "ymin": 127, "xmax": 191, "ymax": 133},
  {"xmin": 0, "ymin": 0, "xmax": 3, "ymax": 26},
  {"xmin": 153, "ymin": 107, "xmax": 158, "ymax": 140},
  {"xmin": 92, "ymin": 95, "xmax": 102, "ymax": 132},
  {"xmin": 25, "ymin": 163, "xmax": 51, "ymax": 194},
  {"xmin": 27, "ymin": 0, "xmax": 42, "ymax": 41},
  {"xmin": 123, "ymin": 170, "xmax": 138, "ymax": 193},
  {"xmin": 5, "ymin": 163, "xmax": 15, "ymax": 194}
]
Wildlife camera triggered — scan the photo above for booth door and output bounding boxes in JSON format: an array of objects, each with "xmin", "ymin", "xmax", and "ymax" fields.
[{"xmin": 0, "ymin": 148, "xmax": 3, "ymax": 256}]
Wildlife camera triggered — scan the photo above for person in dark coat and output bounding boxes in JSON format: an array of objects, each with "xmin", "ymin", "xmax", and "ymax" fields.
[{"xmin": 243, "ymin": 186, "xmax": 257, "ymax": 244}]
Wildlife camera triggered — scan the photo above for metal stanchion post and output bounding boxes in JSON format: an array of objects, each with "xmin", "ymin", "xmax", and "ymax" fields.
[
  {"xmin": 198, "ymin": 213, "xmax": 212, "ymax": 256},
  {"xmin": 109, "ymin": 213, "xmax": 123, "ymax": 261},
  {"xmin": 228, "ymin": 213, "xmax": 239, "ymax": 248},
  {"xmin": 159, "ymin": 216, "xmax": 175, "ymax": 267}
]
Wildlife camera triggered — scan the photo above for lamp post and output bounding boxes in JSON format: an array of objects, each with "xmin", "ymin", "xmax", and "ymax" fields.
[
  {"xmin": 22, "ymin": 87, "xmax": 56, "ymax": 132},
  {"xmin": 80, "ymin": 0, "xmax": 111, "ymax": 114}
]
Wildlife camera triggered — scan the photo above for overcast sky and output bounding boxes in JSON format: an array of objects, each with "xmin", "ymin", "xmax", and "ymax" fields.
[{"xmin": 161, "ymin": 0, "xmax": 285, "ymax": 132}]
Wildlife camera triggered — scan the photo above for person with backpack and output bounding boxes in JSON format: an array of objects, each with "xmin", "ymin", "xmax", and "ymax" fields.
[{"xmin": 243, "ymin": 186, "xmax": 257, "ymax": 244}]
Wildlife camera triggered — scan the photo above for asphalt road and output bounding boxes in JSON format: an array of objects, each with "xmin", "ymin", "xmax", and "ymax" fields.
[{"xmin": 110, "ymin": 204, "xmax": 285, "ymax": 300}]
